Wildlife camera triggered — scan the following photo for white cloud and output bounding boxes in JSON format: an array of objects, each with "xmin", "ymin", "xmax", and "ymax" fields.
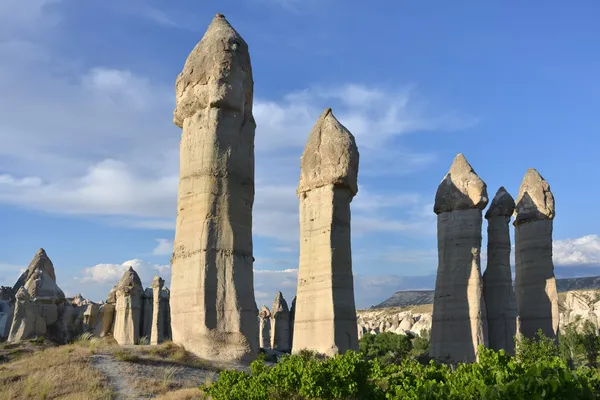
[
  {"xmin": 553, "ymin": 235, "xmax": 600, "ymax": 266},
  {"xmin": 152, "ymin": 239, "xmax": 173, "ymax": 256},
  {"xmin": 78, "ymin": 259, "xmax": 170, "ymax": 285}
]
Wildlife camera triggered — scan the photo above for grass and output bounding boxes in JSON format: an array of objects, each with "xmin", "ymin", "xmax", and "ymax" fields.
[
  {"xmin": 110, "ymin": 341, "xmax": 220, "ymax": 371},
  {"xmin": 0, "ymin": 342, "xmax": 113, "ymax": 400}
]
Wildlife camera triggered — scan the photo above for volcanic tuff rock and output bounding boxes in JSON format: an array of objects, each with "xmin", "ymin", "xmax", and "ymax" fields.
[
  {"xmin": 430, "ymin": 154, "xmax": 488, "ymax": 363},
  {"xmin": 483, "ymin": 187, "xmax": 518, "ymax": 355},
  {"xmin": 13, "ymin": 249, "xmax": 57, "ymax": 294},
  {"xmin": 170, "ymin": 13, "xmax": 258, "ymax": 362},
  {"xmin": 112, "ymin": 267, "xmax": 144, "ymax": 345},
  {"xmin": 514, "ymin": 169, "xmax": 559, "ymax": 339},
  {"xmin": 271, "ymin": 292, "xmax": 291, "ymax": 351},
  {"xmin": 150, "ymin": 276, "xmax": 167, "ymax": 345},
  {"xmin": 259, "ymin": 305, "xmax": 271, "ymax": 349},
  {"xmin": 293, "ymin": 108, "xmax": 359, "ymax": 356}
]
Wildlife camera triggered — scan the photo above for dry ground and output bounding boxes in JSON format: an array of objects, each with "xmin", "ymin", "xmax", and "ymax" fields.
[{"xmin": 0, "ymin": 336, "xmax": 215, "ymax": 400}]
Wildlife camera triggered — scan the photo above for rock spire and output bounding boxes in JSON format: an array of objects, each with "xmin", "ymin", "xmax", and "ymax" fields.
[
  {"xmin": 513, "ymin": 169, "xmax": 559, "ymax": 339},
  {"xmin": 112, "ymin": 267, "xmax": 144, "ymax": 345},
  {"xmin": 430, "ymin": 154, "xmax": 488, "ymax": 363},
  {"xmin": 483, "ymin": 187, "xmax": 518, "ymax": 354},
  {"xmin": 170, "ymin": 13, "xmax": 258, "ymax": 362},
  {"xmin": 270, "ymin": 292, "xmax": 291, "ymax": 351},
  {"xmin": 292, "ymin": 108, "xmax": 359, "ymax": 356}
]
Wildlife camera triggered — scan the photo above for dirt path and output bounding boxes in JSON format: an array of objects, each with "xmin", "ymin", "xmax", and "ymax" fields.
[
  {"xmin": 90, "ymin": 354, "xmax": 143, "ymax": 399},
  {"xmin": 90, "ymin": 353, "xmax": 223, "ymax": 399}
]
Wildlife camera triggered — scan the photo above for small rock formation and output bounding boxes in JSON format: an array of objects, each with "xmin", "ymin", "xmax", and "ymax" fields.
[
  {"xmin": 483, "ymin": 187, "xmax": 518, "ymax": 354},
  {"xmin": 259, "ymin": 305, "xmax": 271, "ymax": 349},
  {"xmin": 271, "ymin": 292, "xmax": 291, "ymax": 351},
  {"xmin": 0, "ymin": 287, "xmax": 14, "ymax": 340},
  {"xmin": 112, "ymin": 267, "xmax": 144, "ymax": 345},
  {"xmin": 293, "ymin": 108, "xmax": 360, "ymax": 356},
  {"xmin": 7, "ymin": 249, "xmax": 68, "ymax": 343},
  {"xmin": 150, "ymin": 276, "xmax": 167, "ymax": 345},
  {"xmin": 289, "ymin": 296, "xmax": 296, "ymax": 347},
  {"xmin": 169, "ymin": 13, "xmax": 258, "ymax": 362},
  {"xmin": 161, "ymin": 287, "xmax": 172, "ymax": 341},
  {"xmin": 93, "ymin": 303, "xmax": 115, "ymax": 338},
  {"xmin": 430, "ymin": 154, "xmax": 489, "ymax": 363},
  {"xmin": 141, "ymin": 288, "xmax": 153, "ymax": 340},
  {"xmin": 514, "ymin": 169, "xmax": 559, "ymax": 340},
  {"xmin": 12, "ymin": 249, "xmax": 56, "ymax": 294}
]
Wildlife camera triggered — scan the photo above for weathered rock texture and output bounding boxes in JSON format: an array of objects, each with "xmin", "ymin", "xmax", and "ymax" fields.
[
  {"xmin": 7, "ymin": 249, "xmax": 68, "ymax": 343},
  {"xmin": 270, "ymin": 292, "xmax": 291, "ymax": 351},
  {"xmin": 289, "ymin": 296, "xmax": 296, "ymax": 347},
  {"xmin": 93, "ymin": 303, "xmax": 115, "ymax": 338},
  {"xmin": 514, "ymin": 169, "xmax": 559, "ymax": 340},
  {"xmin": 112, "ymin": 268, "xmax": 144, "ymax": 345},
  {"xmin": 259, "ymin": 306, "xmax": 271, "ymax": 349},
  {"xmin": 170, "ymin": 13, "xmax": 258, "ymax": 362},
  {"xmin": 483, "ymin": 187, "xmax": 518, "ymax": 354},
  {"xmin": 150, "ymin": 276, "xmax": 167, "ymax": 345},
  {"xmin": 141, "ymin": 288, "xmax": 153, "ymax": 340},
  {"xmin": 293, "ymin": 108, "xmax": 359, "ymax": 356},
  {"xmin": 430, "ymin": 154, "xmax": 489, "ymax": 363}
]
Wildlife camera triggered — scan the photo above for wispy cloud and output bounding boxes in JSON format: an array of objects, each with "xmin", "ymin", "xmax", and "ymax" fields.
[{"xmin": 152, "ymin": 239, "xmax": 173, "ymax": 256}]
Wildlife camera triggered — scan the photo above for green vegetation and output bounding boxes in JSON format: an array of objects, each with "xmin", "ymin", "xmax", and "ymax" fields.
[{"xmin": 203, "ymin": 329, "xmax": 600, "ymax": 399}]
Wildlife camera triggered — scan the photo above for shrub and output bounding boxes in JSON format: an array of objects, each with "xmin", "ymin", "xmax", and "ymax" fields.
[
  {"xmin": 203, "ymin": 332, "xmax": 600, "ymax": 400},
  {"xmin": 359, "ymin": 332, "xmax": 412, "ymax": 364}
]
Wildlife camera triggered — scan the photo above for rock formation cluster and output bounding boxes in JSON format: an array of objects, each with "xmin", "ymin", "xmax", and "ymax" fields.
[
  {"xmin": 169, "ymin": 13, "xmax": 258, "ymax": 363},
  {"xmin": 292, "ymin": 108, "xmax": 360, "ymax": 356},
  {"xmin": 430, "ymin": 154, "xmax": 489, "ymax": 363},
  {"xmin": 514, "ymin": 169, "xmax": 559, "ymax": 340},
  {"xmin": 1, "ymin": 249, "xmax": 170, "ymax": 345},
  {"xmin": 428, "ymin": 155, "xmax": 560, "ymax": 362}
]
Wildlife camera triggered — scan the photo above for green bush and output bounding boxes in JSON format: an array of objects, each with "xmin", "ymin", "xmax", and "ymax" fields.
[
  {"xmin": 202, "ymin": 332, "xmax": 600, "ymax": 400},
  {"xmin": 359, "ymin": 332, "xmax": 412, "ymax": 364}
]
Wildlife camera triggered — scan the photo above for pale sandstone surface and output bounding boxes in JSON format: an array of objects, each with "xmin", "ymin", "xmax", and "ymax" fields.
[
  {"xmin": 141, "ymin": 288, "xmax": 153, "ymax": 339},
  {"xmin": 112, "ymin": 267, "xmax": 144, "ymax": 345},
  {"xmin": 560, "ymin": 291, "xmax": 600, "ymax": 331},
  {"xmin": 483, "ymin": 187, "xmax": 518, "ymax": 354},
  {"xmin": 289, "ymin": 296, "xmax": 296, "ymax": 347},
  {"xmin": 293, "ymin": 108, "xmax": 359, "ymax": 356},
  {"xmin": 514, "ymin": 169, "xmax": 559, "ymax": 339},
  {"xmin": 170, "ymin": 13, "xmax": 258, "ymax": 362},
  {"xmin": 355, "ymin": 308, "xmax": 431, "ymax": 337},
  {"xmin": 271, "ymin": 292, "xmax": 291, "ymax": 351},
  {"xmin": 12, "ymin": 248, "xmax": 57, "ymax": 294},
  {"xmin": 430, "ymin": 154, "xmax": 488, "ymax": 363},
  {"xmin": 0, "ymin": 300, "xmax": 14, "ymax": 340},
  {"xmin": 258, "ymin": 305, "xmax": 271, "ymax": 349},
  {"xmin": 93, "ymin": 303, "xmax": 115, "ymax": 337},
  {"xmin": 150, "ymin": 276, "xmax": 166, "ymax": 345}
]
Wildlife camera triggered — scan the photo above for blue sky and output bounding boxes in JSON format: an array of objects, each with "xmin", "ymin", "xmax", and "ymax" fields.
[{"xmin": 0, "ymin": 0, "xmax": 599, "ymax": 308}]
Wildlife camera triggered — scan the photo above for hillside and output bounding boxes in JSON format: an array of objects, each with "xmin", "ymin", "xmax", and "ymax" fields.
[{"xmin": 371, "ymin": 275, "xmax": 600, "ymax": 309}]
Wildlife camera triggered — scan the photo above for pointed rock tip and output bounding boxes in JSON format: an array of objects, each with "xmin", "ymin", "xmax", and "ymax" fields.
[
  {"xmin": 37, "ymin": 248, "xmax": 47, "ymax": 255},
  {"xmin": 434, "ymin": 153, "xmax": 488, "ymax": 214},
  {"xmin": 485, "ymin": 187, "xmax": 515, "ymax": 218},
  {"xmin": 514, "ymin": 168, "xmax": 554, "ymax": 223},
  {"xmin": 297, "ymin": 107, "xmax": 359, "ymax": 195}
]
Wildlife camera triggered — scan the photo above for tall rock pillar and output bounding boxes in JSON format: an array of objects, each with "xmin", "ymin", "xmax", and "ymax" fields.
[
  {"xmin": 270, "ymin": 292, "xmax": 290, "ymax": 351},
  {"xmin": 292, "ymin": 108, "xmax": 359, "ymax": 356},
  {"xmin": 170, "ymin": 13, "xmax": 258, "ymax": 362},
  {"xmin": 150, "ymin": 276, "xmax": 166, "ymax": 345},
  {"xmin": 258, "ymin": 306, "xmax": 271, "ymax": 349},
  {"xmin": 483, "ymin": 187, "xmax": 518, "ymax": 354},
  {"xmin": 430, "ymin": 154, "xmax": 489, "ymax": 363},
  {"xmin": 514, "ymin": 169, "xmax": 559, "ymax": 340},
  {"xmin": 112, "ymin": 267, "xmax": 143, "ymax": 345}
]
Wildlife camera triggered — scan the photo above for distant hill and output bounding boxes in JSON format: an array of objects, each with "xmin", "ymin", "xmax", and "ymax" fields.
[{"xmin": 371, "ymin": 276, "xmax": 600, "ymax": 309}]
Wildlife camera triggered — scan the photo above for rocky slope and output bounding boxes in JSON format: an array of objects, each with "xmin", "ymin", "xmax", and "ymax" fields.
[
  {"xmin": 372, "ymin": 276, "xmax": 600, "ymax": 309},
  {"xmin": 358, "ymin": 288, "xmax": 600, "ymax": 338}
]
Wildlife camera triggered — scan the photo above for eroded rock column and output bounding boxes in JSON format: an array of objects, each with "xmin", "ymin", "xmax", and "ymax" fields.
[
  {"xmin": 292, "ymin": 108, "xmax": 359, "ymax": 356},
  {"xmin": 170, "ymin": 13, "xmax": 258, "ymax": 362},
  {"xmin": 430, "ymin": 154, "xmax": 488, "ymax": 363},
  {"xmin": 514, "ymin": 169, "xmax": 559, "ymax": 340},
  {"xmin": 483, "ymin": 187, "xmax": 518, "ymax": 354},
  {"xmin": 271, "ymin": 292, "xmax": 290, "ymax": 351},
  {"xmin": 259, "ymin": 306, "xmax": 271, "ymax": 349},
  {"xmin": 112, "ymin": 267, "xmax": 143, "ymax": 345},
  {"xmin": 150, "ymin": 276, "xmax": 166, "ymax": 345}
]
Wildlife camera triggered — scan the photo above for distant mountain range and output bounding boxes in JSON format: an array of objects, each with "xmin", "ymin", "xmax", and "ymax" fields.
[{"xmin": 371, "ymin": 276, "xmax": 600, "ymax": 309}]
